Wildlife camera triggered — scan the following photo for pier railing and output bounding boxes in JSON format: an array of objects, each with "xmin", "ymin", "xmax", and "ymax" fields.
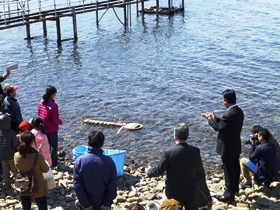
[
  {"xmin": 0, "ymin": 0, "xmax": 131, "ymax": 29},
  {"xmin": 0, "ymin": 0, "xmax": 148, "ymax": 42}
]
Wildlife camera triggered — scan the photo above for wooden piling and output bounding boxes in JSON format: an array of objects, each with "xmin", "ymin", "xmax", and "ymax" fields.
[
  {"xmin": 156, "ymin": 0, "xmax": 159, "ymax": 17},
  {"xmin": 141, "ymin": 0, "xmax": 145, "ymax": 22},
  {"xmin": 42, "ymin": 16, "xmax": 47, "ymax": 38},
  {"xmin": 56, "ymin": 17, "xmax": 61, "ymax": 43},
  {"xmin": 96, "ymin": 0, "xmax": 99, "ymax": 25},
  {"xmin": 136, "ymin": 0, "xmax": 139, "ymax": 17},
  {"xmin": 72, "ymin": 7, "xmax": 78, "ymax": 41},
  {"xmin": 124, "ymin": 0, "xmax": 127, "ymax": 27},
  {"xmin": 25, "ymin": 17, "xmax": 31, "ymax": 39}
]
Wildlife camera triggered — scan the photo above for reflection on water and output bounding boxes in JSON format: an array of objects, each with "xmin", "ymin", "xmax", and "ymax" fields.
[{"xmin": 0, "ymin": 0, "xmax": 279, "ymax": 167}]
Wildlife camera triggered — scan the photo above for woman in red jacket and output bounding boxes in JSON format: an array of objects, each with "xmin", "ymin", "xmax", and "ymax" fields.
[{"xmin": 38, "ymin": 86, "xmax": 63, "ymax": 167}]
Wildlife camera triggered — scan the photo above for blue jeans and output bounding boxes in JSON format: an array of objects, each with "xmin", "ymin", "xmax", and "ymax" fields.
[
  {"xmin": 47, "ymin": 131, "xmax": 58, "ymax": 167},
  {"xmin": 20, "ymin": 196, "xmax": 47, "ymax": 210}
]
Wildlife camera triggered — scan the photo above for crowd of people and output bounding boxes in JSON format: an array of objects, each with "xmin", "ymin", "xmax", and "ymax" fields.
[
  {"xmin": 72, "ymin": 89, "xmax": 279, "ymax": 210},
  {"xmin": 0, "ymin": 68, "xmax": 63, "ymax": 209},
  {"xmin": 0, "ymin": 68, "xmax": 279, "ymax": 210}
]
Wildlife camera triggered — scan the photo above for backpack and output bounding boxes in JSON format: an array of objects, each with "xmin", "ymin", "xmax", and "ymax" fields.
[{"xmin": 13, "ymin": 153, "xmax": 38, "ymax": 196}]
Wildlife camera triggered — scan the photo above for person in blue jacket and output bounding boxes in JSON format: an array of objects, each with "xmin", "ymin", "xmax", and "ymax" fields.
[
  {"xmin": 240, "ymin": 128, "xmax": 277, "ymax": 188},
  {"xmin": 73, "ymin": 131, "xmax": 117, "ymax": 210}
]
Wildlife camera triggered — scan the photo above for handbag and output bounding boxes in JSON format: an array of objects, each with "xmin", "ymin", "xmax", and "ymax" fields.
[
  {"xmin": 13, "ymin": 153, "xmax": 38, "ymax": 196},
  {"xmin": 43, "ymin": 161, "xmax": 56, "ymax": 190}
]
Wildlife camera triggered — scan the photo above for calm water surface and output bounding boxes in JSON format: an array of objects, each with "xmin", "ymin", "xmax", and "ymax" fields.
[{"xmin": 0, "ymin": 0, "xmax": 279, "ymax": 167}]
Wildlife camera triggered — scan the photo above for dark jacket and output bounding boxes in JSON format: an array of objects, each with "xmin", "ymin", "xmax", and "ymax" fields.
[
  {"xmin": 249, "ymin": 142, "xmax": 277, "ymax": 181},
  {"xmin": 73, "ymin": 147, "xmax": 117, "ymax": 210},
  {"xmin": 148, "ymin": 142, "xmax": 205, "ymax": 206},
  {"xmin": 209, "ymin": 105, "xmax": 244, "ymax": 157},
  {"xmin": 3, "ymin": 96, "xmax": 23, "ymax": 123},
  {"xmin": 0, "ymin": 113, "xmax": 18, "ymax": 160}
]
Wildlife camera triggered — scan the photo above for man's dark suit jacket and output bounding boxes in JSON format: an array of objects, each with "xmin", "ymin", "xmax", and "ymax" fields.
[
  {"xmin": 209, "ymin": 105, "xmax": 244, "ymax": 157},
  {"xmin": 148, "ymin": 142, "xmax": 204, "ymax": 205}
]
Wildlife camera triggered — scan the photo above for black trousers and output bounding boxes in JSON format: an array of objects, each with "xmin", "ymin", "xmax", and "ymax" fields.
[{"xmin": 221, "ymin": 155, "xmax": 240, "ymax": 200}]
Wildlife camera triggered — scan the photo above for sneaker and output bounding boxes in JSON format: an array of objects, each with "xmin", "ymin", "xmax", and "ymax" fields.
[{"xmin": 240, "ymin": 182, "xmax": 252, "ymax": 189}]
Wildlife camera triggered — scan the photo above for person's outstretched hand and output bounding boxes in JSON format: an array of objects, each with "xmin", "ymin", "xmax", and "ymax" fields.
[
  {"xmin": 201, "ymin": 112, "xmax": 216, "ymax": 120},
  {"xmin": 2, "ymin": 69, "xmax": 10, "ymax": 79}
]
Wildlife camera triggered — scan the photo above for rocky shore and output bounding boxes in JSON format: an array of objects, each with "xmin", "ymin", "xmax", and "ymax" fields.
[{"xmin": 0, "ymin": 154, "xmax": 279, "ymax": 210}]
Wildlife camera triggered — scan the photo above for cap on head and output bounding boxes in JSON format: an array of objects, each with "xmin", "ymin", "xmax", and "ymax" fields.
[
  {"xmin": 6, "ymin": 85, "xmax": 18, "ymax": 96},
  {"xmin": 18, "ymin": 120, "xmax": 30, "ymax": 132}
]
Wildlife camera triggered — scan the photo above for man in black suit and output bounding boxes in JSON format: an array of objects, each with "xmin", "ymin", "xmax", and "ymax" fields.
[
  {"xmin": 146, "ymin": 123, "xmax": 205, "ymax": 210},
  {"xmin": 202, "ymin": 89, "xmax": 244, "ymax": 204}
]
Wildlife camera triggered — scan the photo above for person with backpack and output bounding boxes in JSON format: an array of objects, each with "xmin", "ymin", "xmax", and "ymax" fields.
[{"xmin": 14, "ymin": 131, "xmax": 49, "ymax": 210}]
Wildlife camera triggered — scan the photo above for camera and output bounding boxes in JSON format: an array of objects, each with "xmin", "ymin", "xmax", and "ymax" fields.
[{"xmin": 245, "ymin": 133, "xmax": 258, "ymax": 145}]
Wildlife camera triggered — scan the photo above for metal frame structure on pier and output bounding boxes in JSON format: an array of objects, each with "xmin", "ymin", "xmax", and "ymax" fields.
[{"xmin": 0, "ymin": 0, "xmax": 148, "ymax": 43}]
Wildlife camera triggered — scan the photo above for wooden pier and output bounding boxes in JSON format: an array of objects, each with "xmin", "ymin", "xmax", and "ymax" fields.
[{"xmin": 0, "ymin": 0, "xmax": 184, "ymax": 43}]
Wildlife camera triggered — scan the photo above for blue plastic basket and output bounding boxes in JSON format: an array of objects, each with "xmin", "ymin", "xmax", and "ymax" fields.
[
  {"xmin": 104, "ymin": 149, "xmax": 126, "ymax": 176},
  {"xmin": 72, "ymin": 145, "xmax": 88, "ymax": 160}
]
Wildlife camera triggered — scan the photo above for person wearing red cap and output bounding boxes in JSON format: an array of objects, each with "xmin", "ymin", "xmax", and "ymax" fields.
[
  {"xmin": 18, "ymin": 121, "xmax": 31, "ymax": 132},
  {"xmin": 2, "ymin": 86, "xmax": 22, "ymax": 134}
]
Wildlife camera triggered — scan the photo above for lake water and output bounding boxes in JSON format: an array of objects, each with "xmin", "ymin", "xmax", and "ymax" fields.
[{"xmin": 0, "ymin": 0, "xmax": 279, "ymax": 167}]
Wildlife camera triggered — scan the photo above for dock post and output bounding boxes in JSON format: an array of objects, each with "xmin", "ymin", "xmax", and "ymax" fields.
[
  {"xmin": 42, "ymin": 15, "xmax": 47, "ymax": 38},
  {"xmin": 56, "ymin": 17, "xmax": 62, "ymax": 43},
  {"xmin": 25, "ymin": 17, "xmax": 31, "ymax": 39},
  {"xmin": 136, "ymin": 0, "xmax": 139, "ymax": 17},
  {"xmin": 156, "ymin": 0, "xmax": 159, "ymax": 17},
  {"xmin": 168, "ymin": 0, "xmax": 171, "ymax": 14},
  {"xmin": 141, "ymin": 0, "xmax": 144, "ymax": 22},
  {"xmin": 72, "ymin": 7, "xmax": 78, "ymax": 41},
  {"xmin": 123, "ymin": 0, "xmax": 127, "ymax": 28},
  {"xmin": 96, "ymin": 0, "xmax": 99, "ymax": 25}
]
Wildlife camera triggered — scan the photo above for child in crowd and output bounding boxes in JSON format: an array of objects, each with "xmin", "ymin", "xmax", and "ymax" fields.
[
  {"xmin": 18, "ymin": 120, "xmax": 32, "ymax": 132},
  {"xmin": 0, "ymin": 112, "xmax": 18, "ymax": 195},
  {"xmin": 31, "ymin": 117, "xmax": 52, "ymax": 167}
]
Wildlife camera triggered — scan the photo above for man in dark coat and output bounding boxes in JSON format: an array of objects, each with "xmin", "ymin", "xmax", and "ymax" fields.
[
  {"xmin": 73, "ymin": 131, "xmax": 117, "ymax": 210},
  {"xmin": 202, "ymin": 89, "xmax": 244, "ymax": 204},
  {"xmin": 146, "ymin": 123, "xmax": 206, "ymax": 210},
  {"xmin": 2, "ymin": 86, "xmax": 23, "ymax": 134}
]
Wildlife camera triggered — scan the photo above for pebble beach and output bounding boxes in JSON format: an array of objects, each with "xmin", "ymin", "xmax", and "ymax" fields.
[{"xmin": 1, "ymin": 143, "xmax": 279, "ymax": 210}]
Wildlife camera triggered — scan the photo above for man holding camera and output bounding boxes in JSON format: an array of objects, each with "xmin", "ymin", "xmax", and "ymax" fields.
[
  {"xmin": 240, "ymin": 128, "xmax": 277, "ymax": 188},
  {"xmin": 202, "ymin": 89, "xmax": 244, "ymax": 204}
]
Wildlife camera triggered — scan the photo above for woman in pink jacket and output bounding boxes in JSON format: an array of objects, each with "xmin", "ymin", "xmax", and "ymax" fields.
[
  {"xmin": 31, "ymin": 117, "xmax": 52, "ymax": 167},
  {"xmin": 38, "ymin": 86, "xmax": 63, "ymax": 167}
]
